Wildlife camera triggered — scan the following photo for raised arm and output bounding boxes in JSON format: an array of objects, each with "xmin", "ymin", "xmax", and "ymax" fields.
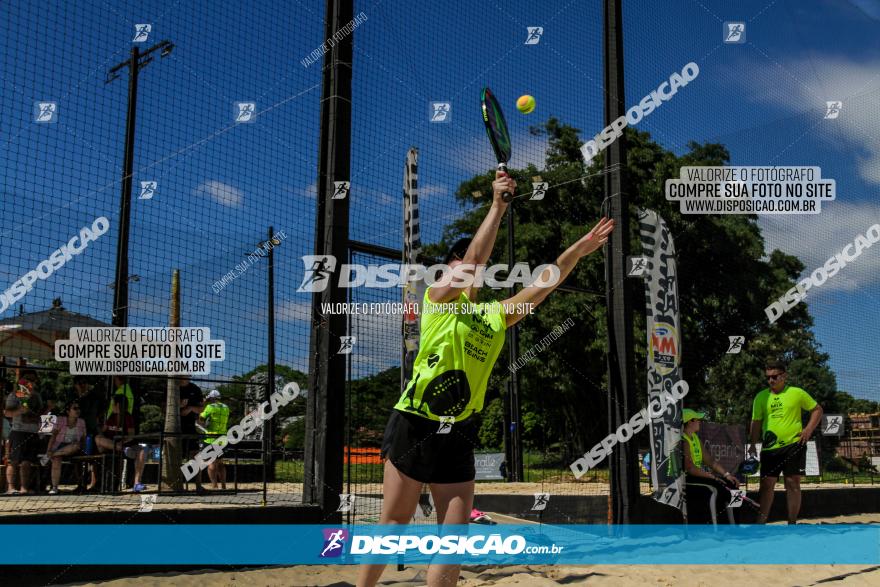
[
  {"xmin": 501, "ymin": 217, "xmax": 614, "ymax": 327},
  {"xmin": 429, "ymin": 171, "xmax": 514, "ymax": 304}
]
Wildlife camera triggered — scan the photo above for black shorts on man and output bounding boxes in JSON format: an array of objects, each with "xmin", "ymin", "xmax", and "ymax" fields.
[
  {"xmin": 8, "ymin": 431, "xmax": 41, "ymax": 463},
  {"xmin": 760, "ymin": 443, "xmax": 806, "ymax": 478}
]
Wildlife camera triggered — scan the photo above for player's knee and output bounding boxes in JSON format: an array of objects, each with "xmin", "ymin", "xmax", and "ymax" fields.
[{"xmin": 381, "ymin": 512, "xmax": 413, "ymax": 525}]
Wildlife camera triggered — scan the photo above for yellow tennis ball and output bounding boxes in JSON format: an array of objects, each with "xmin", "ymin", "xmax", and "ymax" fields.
[{"xmin": 517, "ymin": 95, "xmax": 536, "ymax": 114}]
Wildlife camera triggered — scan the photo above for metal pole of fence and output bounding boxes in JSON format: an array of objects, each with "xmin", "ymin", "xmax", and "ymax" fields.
[
  {"xmin": 603, "ymin": 0, "xmax": 639, "ymax": 524},
  {"xmin": 304, "ymin": 0, "xmax": 353, "ymax": 518},
  {"xmin": 157, "ymin": 429, "xmax": 163, "ymax": 496},
  {"xmin": 506, "ymin": 206, "xmax": 523, "ymax": 482},
  {"xmin": 263, "ymin": 225, "xmax": 276, "ymax": 506}
]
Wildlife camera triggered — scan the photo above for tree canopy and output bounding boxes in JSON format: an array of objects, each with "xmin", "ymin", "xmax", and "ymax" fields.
[{"xmin": 422, "ymin": 119, "xmax": 851, "ymax": 457}]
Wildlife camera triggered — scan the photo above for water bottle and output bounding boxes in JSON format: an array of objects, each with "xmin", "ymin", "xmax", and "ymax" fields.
[{"xmin": 85, "ymin": 435, "xmax": 95, "ymax": 455}]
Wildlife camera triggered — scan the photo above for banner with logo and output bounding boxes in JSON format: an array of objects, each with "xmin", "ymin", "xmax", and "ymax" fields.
[
  {"xmin": 638, "ymin": 209, "xmax": 685, "ymax": 511},
  {"xmin": 699, "ymin": 422, "xmax": 746, "ymax": 475},
  {"xmin": 1, "ymin": 524, "xmax": 876, "ymax": 564},
  {"xmin": 402, "ymin": 148, "xmax": 424, "ymax": 391}
]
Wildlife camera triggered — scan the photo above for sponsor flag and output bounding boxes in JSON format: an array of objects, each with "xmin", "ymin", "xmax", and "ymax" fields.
[
  {"xmin": 638, "ymin": 209, "xmax": 686, "ymax": 511},
  {"xmin": 402, "ymin": 148, "xmax": 424, "ymax": 390}
]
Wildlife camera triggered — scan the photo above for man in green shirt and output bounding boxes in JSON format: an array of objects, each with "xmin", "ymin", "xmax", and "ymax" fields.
[
  {"xmin": 199, "ymin": 390, "xmax": 230, "ymax": 490},
  {"xmin": 105, "ymin": 375, "xmax": 134, "ymax": 419},
  {"xmin": 748, "ymin": 359, "xmax": 823, "ymax": 524}
]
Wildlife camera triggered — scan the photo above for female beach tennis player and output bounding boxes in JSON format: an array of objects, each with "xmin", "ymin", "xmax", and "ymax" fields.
[{"xmin": 358, "ymin": 171, "xmax": 614, "ymax": 587}]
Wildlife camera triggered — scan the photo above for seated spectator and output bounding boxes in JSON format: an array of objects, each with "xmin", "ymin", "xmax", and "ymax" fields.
[
  {"xmin": 46, "ymin": 401, "xmax": 86, "ymax": 494},
  {"xmin": 67, "ymin": 376, "xmax": 100, "ymax": 490},
  {"xmin": 683, "ymin": 409, "xmax": 739, "ymax": 523},
  {"xmin": 96, "ymin": 397, "xmax": 149, "ymax": 492},
  {"xmin": 4, "ymin": 374, "xmax": 44, "ymax": 494},
  {"xmin": 1, "ymin": 379, "xmax": 11, "ymax": 492}
]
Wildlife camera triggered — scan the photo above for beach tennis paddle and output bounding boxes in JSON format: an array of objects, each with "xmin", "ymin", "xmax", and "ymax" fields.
[{"xmin": 480, "ymin": 87, "xmax": 514, "ymax": 202}]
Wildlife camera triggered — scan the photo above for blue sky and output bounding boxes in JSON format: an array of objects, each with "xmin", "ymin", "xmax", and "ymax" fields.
[{"xmin": 1, "ymin": 0, "xmax": 878, "ymax": 402}]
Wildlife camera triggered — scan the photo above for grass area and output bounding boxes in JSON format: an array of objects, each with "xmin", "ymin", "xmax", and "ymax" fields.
[
  {"xmin": 274, "ymin": 456, "xmax": 877, "ymax": 486},
  {"xmin": 275, "ymin": 460, "xmax": 385, "ymax": 484}
]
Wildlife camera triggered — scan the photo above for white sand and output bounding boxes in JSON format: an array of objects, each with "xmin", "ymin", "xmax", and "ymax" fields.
[{"xmin": 72, "ymin": 514, "xmax": 880, "ymax": 587}]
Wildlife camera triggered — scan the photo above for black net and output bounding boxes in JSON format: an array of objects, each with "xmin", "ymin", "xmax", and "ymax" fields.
[
  {"xmin": 343, "ymin": 0, "xmax": 611, "ymax": 525},
  {"xmin": 1, "ymin": 0, "xmax": 319, "ymax": 515},
  {"xmin": 621, "ymin": 0, "xmax": 880, "ymax": 503}
]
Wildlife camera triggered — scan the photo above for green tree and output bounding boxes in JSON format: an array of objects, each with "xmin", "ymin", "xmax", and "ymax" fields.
[{"xmin": 431, "ymin": 119, "xmax": 842, "ymax": 457}]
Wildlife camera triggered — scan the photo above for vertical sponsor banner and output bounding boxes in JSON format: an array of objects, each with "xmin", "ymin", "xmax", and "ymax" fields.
[
  {"xmin": 402, "ymin": 148, "xmax": 424, "ymax": 391},
  {"xmin": 638, "ymin": 209, "xmax": 685, "ymax": 511}
]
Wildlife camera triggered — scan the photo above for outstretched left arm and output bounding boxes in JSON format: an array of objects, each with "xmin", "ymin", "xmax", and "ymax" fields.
[{"xmin": 501, "ymin": 217, "xmax": 614, "ymax": 327}]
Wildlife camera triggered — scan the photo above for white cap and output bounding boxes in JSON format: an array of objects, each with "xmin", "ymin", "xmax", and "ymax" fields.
[{"xmin": 206, "ymin": 390, "xmax": 221, "ymax": 399}]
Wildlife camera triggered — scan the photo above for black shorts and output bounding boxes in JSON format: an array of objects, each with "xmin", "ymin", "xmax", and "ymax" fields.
[
  {"xmin": 381, "ymin": 409, "xmax": 477, "ymax": 484},
  {"xmin": 685, "ymin": 475, "xmax": 733, "ymax": 523},
  {"xmin": 9, "ymin": 431, "xmax": 41, "ymax": 464},
  {"xmin": 182, "ymin": 437, "xmax": 199, "ymax": 455},
  {"xmin": 760, "ymin": 443, "xmax": 806, "ymax": 478}
]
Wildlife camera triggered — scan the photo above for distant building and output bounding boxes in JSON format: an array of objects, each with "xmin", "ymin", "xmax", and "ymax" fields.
[{"xmin": 836, "ymin": 413, "xmax": 880, "ymax": 469}]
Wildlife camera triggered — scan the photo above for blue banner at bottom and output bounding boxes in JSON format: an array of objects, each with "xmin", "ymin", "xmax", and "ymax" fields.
[{"xmin": 3, "ymin": 524, "xmax": 878, "ymax": 565}]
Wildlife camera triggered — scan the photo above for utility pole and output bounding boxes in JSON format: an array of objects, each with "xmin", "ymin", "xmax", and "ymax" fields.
[{"xmin": 106, "ymin": 39, "xmax": 174, "ymax": 328}]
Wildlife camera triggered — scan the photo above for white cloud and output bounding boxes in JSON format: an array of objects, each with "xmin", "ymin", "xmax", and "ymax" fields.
[
  {"xmin": 275, "ymin": 298, "xmax": 401, "ymax": 373},
  {"xmin": 276, "ymin": 300, "xmax": 311, "ymax": 322},
  {"xmin": 194, "ymin": 180, "xmax": 244, "ymax": 207},
  {"xmin": 419, "ymin": 184, "xmax": 447, "ymax": 199},
  {"xmin": 284, "ymin": 182, "xmax": 317, "ymax": 199},
  {"xmin": 759, "ymin": 202, "xmax": 880, "ymax": 291},
  {"xmin": 748, "ymin": 57, "xmax": 880, "ymax": 185},
  {"xmin": 848, "ymin": 0, "xmax": 880, "ymax": 21}
]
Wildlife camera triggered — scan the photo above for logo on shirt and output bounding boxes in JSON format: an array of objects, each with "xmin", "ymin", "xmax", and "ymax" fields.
[{"xmin": 419, "ymin": 370, "xmax": 471, "ymax": 417}]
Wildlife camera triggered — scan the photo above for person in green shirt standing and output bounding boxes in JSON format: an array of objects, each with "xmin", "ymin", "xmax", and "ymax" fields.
[
  {"xmin": 748, "ymin": 359, "xmax": 823, "ymax": 524},
  {"xmin": 105, "ymin": 375, "xmax": 134, "ymax": 419},
  {"xmin": 359, "ymin": 171, "xmax": 615, "ymax": 587},
  {"xmin": 199, "ymin": 390, "xmax": 230, "ymax": 490}
]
